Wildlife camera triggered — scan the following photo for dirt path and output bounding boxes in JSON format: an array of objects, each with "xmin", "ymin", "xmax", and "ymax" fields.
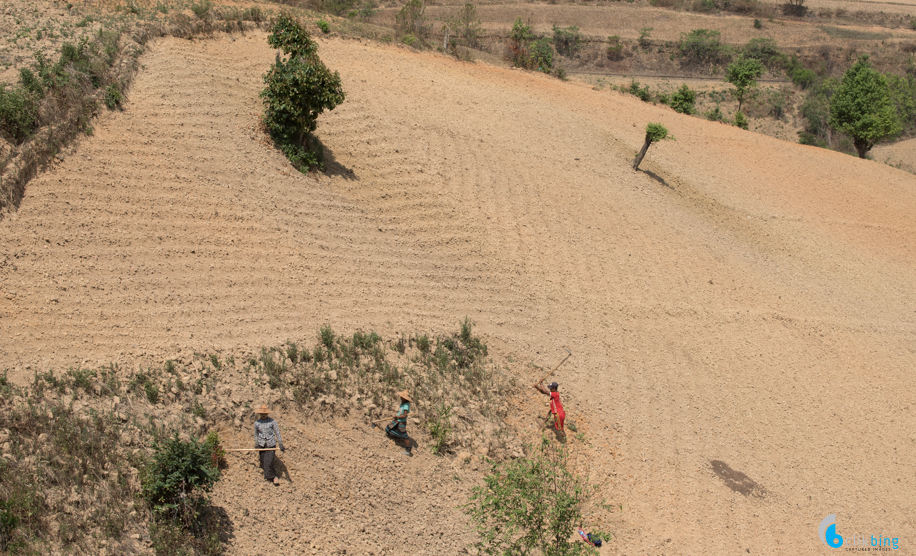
[{"xmin": 1, "ymin": 33, "xmax": 914, "ymax": 554}]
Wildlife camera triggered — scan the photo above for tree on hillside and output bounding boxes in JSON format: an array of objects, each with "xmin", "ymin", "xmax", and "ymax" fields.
[
  {"xmin": 260, "ymin": 14, "xmax": 345, "ymax": 171},
  {"xmin": 828, "ymin": 55, "xmax": 901, "ymax": 159},
  {"xmin": 447, "ymin": 3, "xmax": 482, "ymax": 48},
  {"xmin": 632, "ymin": 123, "xmax": 674, "ymax": 171},
  {"xmin": 725, "ymin": 57, "xmax": 765, "ymax": 112}
]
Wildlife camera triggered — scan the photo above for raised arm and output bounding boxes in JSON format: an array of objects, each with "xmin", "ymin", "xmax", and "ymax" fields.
[{"xmin": 532, "ymin": 381, "xmax": 550, "ymax": 396}]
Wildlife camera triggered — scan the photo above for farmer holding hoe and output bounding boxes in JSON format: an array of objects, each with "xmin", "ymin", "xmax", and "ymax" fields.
[
  {"xmin": 254, "ymin": 404, "xmax": 285, "ymax": 485},
  {"xmin": 533, "ymin": 380, "xmax": 565, "ymax": 435}
]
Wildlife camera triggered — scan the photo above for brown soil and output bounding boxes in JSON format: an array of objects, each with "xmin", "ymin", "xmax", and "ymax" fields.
[{"xmin": 2, "ymin": 29, "xmax": 916, "ymax": 555}]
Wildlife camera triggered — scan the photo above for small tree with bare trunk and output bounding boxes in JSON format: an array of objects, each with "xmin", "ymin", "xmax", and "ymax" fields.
[{"xmin": 632, "ymin": 123, "xmax": 674, "ymax": 171}]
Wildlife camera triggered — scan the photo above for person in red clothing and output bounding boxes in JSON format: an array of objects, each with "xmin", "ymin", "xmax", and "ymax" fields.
[{"xmin": 533, "ymin": 380, "xmax": 565, "ymax": 433}]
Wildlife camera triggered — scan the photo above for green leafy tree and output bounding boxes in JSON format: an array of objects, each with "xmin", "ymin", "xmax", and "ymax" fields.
[
  {"xmin": 632, "ymin": 122, "xmax": 674, "ymax": 171},
  {"xmin": 829, "ymin": 55, "xmax": 901, "ymax": 158},
  {"xmin": 465, "ymin": 437, "xmax": 603, "ymax": 556},
  {"xmin": 261, "ymin": 14, "xmax": 345, "ymax": 171},
  {"xmin": 725, "ymin": 57, "xmax": 765, "ymax": 111},
  {"xmin": 678, "ymin": 29, "xmax": 731, "ymax": 69}
]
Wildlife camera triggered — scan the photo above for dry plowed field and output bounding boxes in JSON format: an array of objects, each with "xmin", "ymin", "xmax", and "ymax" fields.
[{"xmin": 2, "ymin": 32, "xmax": 915, "ymax": 554}]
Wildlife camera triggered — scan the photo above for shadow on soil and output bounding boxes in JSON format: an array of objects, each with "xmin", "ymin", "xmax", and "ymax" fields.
[
  {"xmin": 319, "ymin": 141, "xmax": 358, "ymax": 181},
  {"xmin": 641, "ymin": 168, "xmax": 674, "ymax": 190}
]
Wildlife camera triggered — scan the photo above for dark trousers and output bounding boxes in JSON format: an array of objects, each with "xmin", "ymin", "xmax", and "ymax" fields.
[{"xmin": 259, "ymin": 448, "xmax": 276, "ymax": 480}]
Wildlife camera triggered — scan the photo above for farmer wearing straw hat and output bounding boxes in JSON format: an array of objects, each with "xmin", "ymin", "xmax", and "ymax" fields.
[
  {"xmin": 385, "ymin": 390, "xmax": 413, "ymax": 456},
  {"xmin": 253, "ymin": 404, "xmax": 285, "ymax": 485}
]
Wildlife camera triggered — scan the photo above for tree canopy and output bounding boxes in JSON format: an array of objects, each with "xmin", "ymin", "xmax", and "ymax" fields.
[
  {"xmin": 828, "ymin": 55, "xmax": 900, "ymax": 158},
  {"xmin": 725, "ymin": 57, "xmax": 765, "ymax": 111}
]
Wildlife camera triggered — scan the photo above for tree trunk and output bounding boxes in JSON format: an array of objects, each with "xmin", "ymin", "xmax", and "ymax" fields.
[
  {"xmin": 632, "ymin": 137, "xmax": 652, "ymax": 170},
  {"xmin": 853, "ymin": 137, "xmax": 869, "ymax": 159}
]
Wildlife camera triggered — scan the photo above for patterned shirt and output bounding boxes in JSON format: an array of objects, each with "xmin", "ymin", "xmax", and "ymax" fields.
[
  {"xmin": 396, "ymin": 402, "xmax": 410, "ymax": 424},
  {"xmin": 254, "ymin": 417, "xmax": 282, "ymax": 448}
]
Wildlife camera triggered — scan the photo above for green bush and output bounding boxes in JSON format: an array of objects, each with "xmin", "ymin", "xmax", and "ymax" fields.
[
  {"xmin": 427, "ymin": 404, "xmax": 452, "ymax": 455},
  {"xmin": 104, "ymin": 83, "xmax": 122, "ymax": 109},
  {"xmin": 190, "ymin": 0, "xmax": 212, "ymax": 18},
  {"xmin": 628, "ymin": 80, "xmax": 651, "ymax": 101},
  {"xmin": 465, "ymin": 437, "xmax": 604, "ymax": 556},
  {"xmin": 260, "ymin": 14, "xmax": 345, "ymax": 172},
  {"xmin": 142, "ymin": 433, "xmax": 223, "ymax": 555},
  {"xmin": 678, "ymin": 29, "xmax": 732, "ymax": 69},
  {"xmin": 552, "ymin": 25, "xmax": 583, "ymax": 57},
  {"xmin": 606, "ymin": 35, "xmax": 624, "ymax": 60},
  {"xmin": 0, "ymin": 84, "xmax": 39, "ymax": 144},
  {"xmin": 734, "ymin": 110, "xmax": 749, "ymax": 129},
  {"xmin": 743, "ymin": 38, "xmax": 785, "ymax": 70},
  {"xmin": 754, "ymin": 18, "xmax": 762, "ymax": 28},
  {"xmin": 507, "ymin": 18, "xmax": 534, "ymax": 68},
  {"xmin": 316, "ymin": 19, "xmax": 330, "ymax": 33},
  {"xmin": 669, "ymin": 83, "xmax": 696, "ymax": 114}
]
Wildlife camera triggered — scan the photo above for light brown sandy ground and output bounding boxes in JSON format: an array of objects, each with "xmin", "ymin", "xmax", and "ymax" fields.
[
  {"xmin": 873, "ymin": 136, "xmax": 916, "ymax": 174},
  {"xmin": 2, "ymin": 32, "xmax": 916, "ymax": 554}
]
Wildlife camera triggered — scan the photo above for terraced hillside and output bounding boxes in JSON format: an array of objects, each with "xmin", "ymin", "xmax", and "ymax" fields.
[{"xmin": 1, "ymin": 32, "xmax": 914, "ymax": 554}]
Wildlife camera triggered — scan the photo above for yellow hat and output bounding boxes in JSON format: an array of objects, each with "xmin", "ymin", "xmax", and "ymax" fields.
[
  {"xmin": 397, "ymin": 390, "xmax": 412, "ymax": 402},
  {"xmin": 254, "ymin": 404, "xmax": 270, "ymax": 415}
]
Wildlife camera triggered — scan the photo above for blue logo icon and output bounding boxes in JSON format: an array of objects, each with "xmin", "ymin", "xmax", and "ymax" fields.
[{"xmin": 820, "ymin": 514, "xmax": 844, "ymax": 548}]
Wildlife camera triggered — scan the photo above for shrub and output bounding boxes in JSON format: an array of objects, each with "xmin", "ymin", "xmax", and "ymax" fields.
[
  {"xmin": 142, "ymin": 433, "xmax": 223, "ymax": 554},
  {"xmin": 678, "ymin": 29, "xmax": 732, "ymax": 69},
  {"xmin": 629, "ymin": 80, "xmax": 651, "ymax": 101},
  {"xmin": 0, "ymin": 84, "xmax": 39, "ymax": 144},
  {"xmin": 782, "ymin": 0, "xmax": 806, "ymax": 16},
  {"xmin": 552, "ymin": 25, "xmax": 583, "ymax": 57},
  {"xmin": 734, "ymin": 110, "xmax": 749, "ymax": 129},
  {"xmin": 606, "ymin": 35, "xmax": 624, "ymax": 60},
  {"xmin": 705, "ymin": 104, "xmax": 726, "ymax": 121},
  {"xmin": 260, "ymin": 14, "xmax": 345, "ymax": 171},
  {"xmin": 506, "ymin": 18, "xmax": 553, "ymax": 73},
  {"xmin": 754, "ymin": 18, "xmax": 762, "ymax": 28},
  {"xmin": 190, "ymin": 0, "xmax": 212, "ymax": 19},
  {"xmin": 465, "ymin": 437, "xmax": 604, "ymax": 556},
  {"xmin": 316, "ymin": 19, "xmax": 330, "ymax": 33},
  {"xmin": 104, "ymin": 83, "xmax": 122, "ymax": 109},
  {"xmin": 507, "ymin": 18, "xmax": 534, "ymax": 68},
  {"xmin": 428, "ymin": 404, "xmax": 452, "ymax": 455},
  {"xmin": 402, "ymin": 33, "xmax": 418, "ymax": 46},
  {"xmin": 638, "ymin": 27, "xmax": 653, "ymax": 49},
  {"xmin": 743, "ymin": 38, "xmax": 786, "ymax": 70},
  {"xmin": 670, "ymin": 84, "xmax": 697, "ymax": 114}
]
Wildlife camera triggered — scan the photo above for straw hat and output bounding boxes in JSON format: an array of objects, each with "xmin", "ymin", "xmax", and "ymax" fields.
[
  {"xmin": 254, "ymin": 404, "xmax": 271, "ymax": 415},
  {"xmin": 397, "ymin": 390, "xmax": 412, "ymax": 402}
]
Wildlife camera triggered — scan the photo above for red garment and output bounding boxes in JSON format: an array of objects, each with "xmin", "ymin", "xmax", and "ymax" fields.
[{"xmin": 550, "ymin": 391, "xmax": 565, "ymax": 430}]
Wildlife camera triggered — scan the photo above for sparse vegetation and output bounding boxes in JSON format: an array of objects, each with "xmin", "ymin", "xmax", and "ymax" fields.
[
  {"xmin": 428, "ymin": 403, "xmax": 453, "ymax": 455},
  {"xmin": 678, "ymin": 29, "xmax": 732, "ymax": 70},
  {"xmin": 507, "ymin": 18, "xmax": 554, "ymax": 74},
  {"xmin": 396, "ymin": 0, "xmax": 429, "ymax": 43},
  {"xmin": 260, "ymin": 13, "xmax": 345, "ymax": 172},
  {"xmin": 316, "ymin": 19, "xmax": 330, "ymax": 34}
]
